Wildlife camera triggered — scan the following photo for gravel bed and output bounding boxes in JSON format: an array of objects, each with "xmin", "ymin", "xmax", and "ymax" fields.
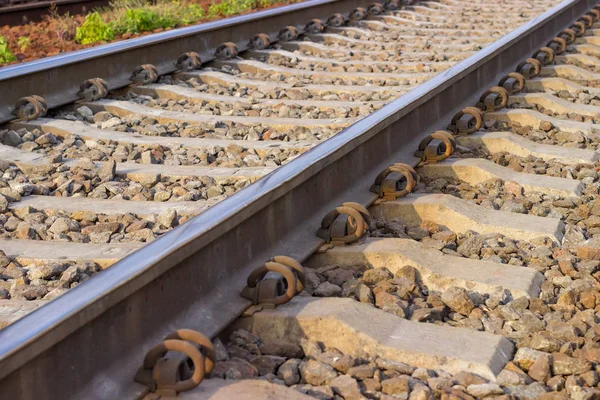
[
  {"xmin": 53, "ymin": 103, "xmax": 338, "ymax": 142},
  {"xmin": 0, "ymin": 158, "xmax": 246, "ymax": 203},
  {"xmin": 547, "ymin": 87, "xmax": 600, "ymax": 107},
  {"xmin": 117, "ymin": 87, "xmax": 377, "ymax": 120},
  {"xmin": 0, "ymin": 251, "xmax": 101, "ymax": 302},
  {"xmin": 277, "ymin": 45, "xmax": 469, "ymax": 63},
  {"xmin": 335, "ymin": 28, "xmax": 503, "ymax": 44},
  {"xmin": 214, "ymin": 66, "xmax": 419, "ymax": 88},
  {"xmin": 1, "ymin": 124, "xmax": 304, "ymax": 167},
  {"xmin": 182, "ymin": 75, "xmax": 399, "ymax": 103},
  {"xmin": 252, "ymin": 54, "xmax": 450, "ymax": 74},
  {"xmin": 0, "ymin": 204, "xmax": 191, "ymax": 244},
  {"xmin": 209, "ymin": 328, "xmax": 518, "ymax": 400},
  {"xmin": 311, "ymin": 37, "xmax": 485, "ymax": 53}
]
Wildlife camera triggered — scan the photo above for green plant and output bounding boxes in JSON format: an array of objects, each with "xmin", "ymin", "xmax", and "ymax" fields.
[
  {"xmin": 114, "ymin": 8, "xmax": 161, "ymax": 33},
  {"xmin": 75, "ymin": 12, "xmax": 115, "ymax": 44},
  {"xmin": 0, "ymin": 36, "xmax": 16, "ymax": 63},
  {"xmin": 17, "ymin": 37, "xmax": 30, "ymax": 52},
  {"xmin": 207, "ymin": 0, "xmax": 256, "ymax": 18},
  {"xmin": 177, "ymin": 4, "xmax": 205, "ymax": 25}
]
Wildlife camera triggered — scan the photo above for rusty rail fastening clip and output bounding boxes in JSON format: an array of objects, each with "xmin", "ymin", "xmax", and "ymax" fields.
[
  {"xmin": 215, "ymin": 42, "xmax": 239, "ymax": 59},
  {"xmin": 349, "ymin": 7, "xmax": 368, "ymax": 21},
  {"xmin": 414, "ymin": 130, "xmax": 456, "ymax": 163},
  {"xmin": 547, "ymin": 36, "xmax": 567, "ymax": 55},
  {"xmin": 327, "ymin": 13, "xmax": 346, "ymax": 27},
  {"xmin": 578, "ymin": 14, "xmax": 594, "ymax": 29},
  {"xmin": 13, "ymin": 95, "xmax": 47, "ymax": 121},
  {"xmin": 476, "ymin": 86, "xmax": 509, "ymax": 112},
  {"xmin": 135, "ymin": 329, "xmax": 215, "ymax": 398},
  {"xmin": 250, "ymin": 33, "xmax": 271, "ymax": 50},
  {"xmin": 447, "ymin": 107, "xmax": 484, "ymax": 135},
  {"xmin": 498, "ymin": 72, "xmax": 525, "ymax": 94},
  {"xmin": 241, "ymin": 256, "xmax": 305, "ymax": 306},
  {"xmin": 370, "ymin": 163, "xmax": 417, "ymax": 201},
  {"xmin": 78, "ymin": 78, "xmax": 109, "ymax": 101},
  {"xmin": 570, "ymin": 21, "xmax": 586, "ymax": 37},
  {"xmin": 279, "ymin": 25, "xmax": 299, "ymax": 41},
  {"xmin": 384, "ymin": 0, "xmax": 399, "ymax": 10},
  {"xmin": 317, "ymin": 202, "xmax": 370, "ymax": 247},
  {"xmin": 516, "ymin": 58, "xmax": 542, "ymax": 79},
  {"xmin": 532, "ymin": 47, "xmax": 555, "ymax": 66},
  {"xmin": 305, "ymin": 19, "xmax": 325, "ymax": 33},
  {"xmin": 131, "ymin": 64, "xmax": 159, "ymax": 84},
  {"xmin": 587, "ymin": 9, "xmax": 600, "ymax": 22},
  {"xmin": 176, "ymin": 52, "xmax": 202, "ymax": 72},
  {"xmin": 368, "ymin": 3, "xmax": 384, "ymax": 15}
]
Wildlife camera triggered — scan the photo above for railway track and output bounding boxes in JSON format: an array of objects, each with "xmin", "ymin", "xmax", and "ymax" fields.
[{"xmin": 1, "ymin": 0, "xmax": 600, "ymax": 398}]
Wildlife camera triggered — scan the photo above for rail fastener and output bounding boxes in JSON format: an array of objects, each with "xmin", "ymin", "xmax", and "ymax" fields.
[{"xmin": 370, "ymin": 163, "xmax": 418, "ymax": 201}]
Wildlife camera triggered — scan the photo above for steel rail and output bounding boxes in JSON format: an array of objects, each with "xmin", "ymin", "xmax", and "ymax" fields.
[
  {"xmin": 0, "ymin": 0, "xmax": 370, "ymax": 125},
  {"xmin": 0, "ymin": 0, "xmax": 594, "ymax": 398}
]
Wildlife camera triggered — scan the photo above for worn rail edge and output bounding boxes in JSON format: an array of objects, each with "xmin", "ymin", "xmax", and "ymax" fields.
[
  {"xmin": 0, "ymin": 0, "xmax": 594, "ymax": 398},
  {"xmin": 0, "ymin": 0, "xmax": 367, "ymax": 124}
]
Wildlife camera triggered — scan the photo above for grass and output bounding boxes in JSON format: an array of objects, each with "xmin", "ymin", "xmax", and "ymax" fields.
[
  {"xmin": 17, "ymin": 37, "xmax": 30, "ymax": 52},
  {"xmin": 75, "ymin": 12, "xmax": 115, "ymax": 44},
  {"xmin": 0, "ymin": 36, "xmax": 16, "ymax": 63},
  {"xmin": 71, "ymin": 0, "xmax": 296, "ymax": 44}
]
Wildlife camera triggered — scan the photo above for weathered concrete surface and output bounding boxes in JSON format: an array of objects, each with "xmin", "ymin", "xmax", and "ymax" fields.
[
  {"xmin": 370, "ymin": 193, "xmax": 564, "ymax": 243},
  {"xmin": 0, "ymin": 239, "xmax": 142, "ymax": 268},
  {"xmin": 12, "ymin": 118, "xmax": 313, "ymax": 150},
  {"xmin": 83, "ymin": 100, "xmax": 354, "ymax": 131},
  {"xmin": 234, "ymin": 297, "xmax": 514, "ymax": 380},
  {"xmin": 419, "ymin": 158, "xmax": 582, "ymax": 197},
  {"xmin": 10, "ymin": 195, "xmax": 218, "ymax": 216},
  {"xmin": 456, "ymin": 131, "xmax": 598, "ymax": 165},
  {"xmin": 487, "ymin": 108, "xmax": 598, "ymax": 136},
  {"xmin": 306, "ymin": 238, "xmax": 543, "ymax": 298},
  {"xmin": 508, "ymin": 92, "xmax": 600, "ymax": 118}
]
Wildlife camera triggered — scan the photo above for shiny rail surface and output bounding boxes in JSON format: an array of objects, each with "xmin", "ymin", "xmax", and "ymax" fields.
[{"xmin": 0, "ymin": 0, "xmax": 598, "ymax": 398}]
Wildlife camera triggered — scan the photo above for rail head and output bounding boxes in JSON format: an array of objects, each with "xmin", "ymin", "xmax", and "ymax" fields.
[{"xmin": 0, "ymin": 0, "xmax": 596, "ymax": 398}]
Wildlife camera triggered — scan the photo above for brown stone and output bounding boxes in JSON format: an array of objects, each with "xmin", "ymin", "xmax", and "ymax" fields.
[
  {"xmin": 527, "ymin": 353, "xmax": 551, "ymax": 382},
  {"xmin": 552, "ymin": 353, "xmax": 592, "ymax": 375}
]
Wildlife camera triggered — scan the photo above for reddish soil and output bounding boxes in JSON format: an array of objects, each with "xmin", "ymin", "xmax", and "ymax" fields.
[{"xmin": 0, "ymin": 0, "xmax": 297, "ymax": 68}]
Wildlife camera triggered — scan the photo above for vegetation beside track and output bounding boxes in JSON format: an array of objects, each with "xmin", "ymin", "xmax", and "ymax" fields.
[{"xmin": 0, "ymin": 0, "xmax": 298, "ymax": 66}]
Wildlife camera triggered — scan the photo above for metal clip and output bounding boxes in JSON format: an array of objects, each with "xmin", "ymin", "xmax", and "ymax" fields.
[
  {"xmin": 532, "ymin": 47, "xmax": 555, "ymax": 66},
  {"xmin": 546, "ymin": 37, "xmax": 567, "ymax": 55},
  {"xmin": 498, "ymin": 72, "xmax": 525, "ymax": 95},
  {"xmin": 317, "ymin": 203, "xmax": 370, "ymax": 246},
  {"xmin": 176, "ymin": 52, "xmax": 202, "ymax": 72},
  {"xmin": 250, "ymin": 33, "xmax": 271, "ymax": 50},
  {"xmin": 476, "ymin": 86, "xmax": 509, "ymax": 112},
  {"xmin": 78, "ymin": 78, "xmax": 109, "ymax": 101},
  {"xmin": 135, "ymin": 329, "xmax": 215, "ymax": 398},
  {"xmin": 414, "ymin": 131, "xmax": 455, "ymax": 163},
  {"xmin": 371, "ymin": 163, "xmax": 417, "ymax": 201},
  {"xmin": 241, "ymin": 257, "xmax": 305, "ymax": 306},
  {"xmin": 447, "ymin": 107, "xmax": 483, "ymax": 135},
  {"xmin": 13, "ymin": 95, "xmax": 47, "ymax": 121}
]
